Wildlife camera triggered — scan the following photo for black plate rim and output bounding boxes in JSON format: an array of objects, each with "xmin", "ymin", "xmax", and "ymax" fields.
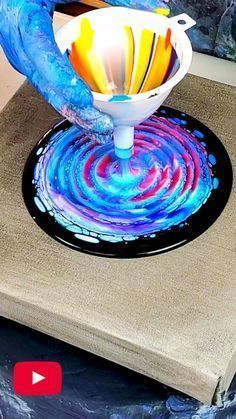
[{"xmin": 22, "ymin": 106, "xmax": 233, "ymax": 259}]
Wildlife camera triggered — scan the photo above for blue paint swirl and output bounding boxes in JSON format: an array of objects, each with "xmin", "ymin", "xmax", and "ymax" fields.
[{"xmin": 32, "ymin": 115, "xmax": 214, "ymax": 244}]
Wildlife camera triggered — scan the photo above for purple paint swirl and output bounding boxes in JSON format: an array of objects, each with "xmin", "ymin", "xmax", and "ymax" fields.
[{"xmin": 33, "ymin": 114, "xmax": 214, "ymax": 243}]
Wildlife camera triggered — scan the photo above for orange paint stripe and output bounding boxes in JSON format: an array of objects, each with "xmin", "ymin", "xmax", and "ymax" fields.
[
  {"xmin": 70, "ymin": 41, "xmax": 99, "ymax": 92},
  {"xmin": 140, "ymin": 29, "xmax": 172, "ymax": 92}
]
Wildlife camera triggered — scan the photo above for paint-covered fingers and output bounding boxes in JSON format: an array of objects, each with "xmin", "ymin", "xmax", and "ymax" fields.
[
  {"xmin": 30, "ymin": 67, "xmax": 113, "ymax": 142},
  {"xmin": 16, "ymin": 0, "xmax": 114, "ymax": 139},
  {"xmin": 60, "ymin": 104, "xmax": 114, "ymax": 143},
  {"xmin": 31, "ymin": 69, "xmax": 114, "ymax": 142}
]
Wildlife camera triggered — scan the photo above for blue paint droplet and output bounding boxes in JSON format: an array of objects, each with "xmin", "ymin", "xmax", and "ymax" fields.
[
  {"xmin": 66, "ymin": 225, "xmax": 82, "ymax": 233},
  {"xmin": 34, "ymin": 196, "xmax": 46, "ymax": 213},
  {"xmin": 208, "ymin": 154, "xmax": 216, "ymax": 165},
  {"xmin": 36, "ymin": 147, "xmax": 43, "ymax": 156},
  {"xmin": 180, "ymin": 120, "xmax": 187, "ymax": 125},
  {"xmin": 200, "ymin": 141, "xmax": 207, "ymax": 148},
  {"xmin": 160, "ymin": 109, "xmax": 167, "ymax": 114},
  {"xmin": 123, "ymin": 235, "xmax": 136, "ymax": 241},
  {"xmin": 213, "ymin": 178, "xmax": 219, "ymax": 189},
  {"xmin": 173, "ymin": 117, "xmax": 181, "ymax": 124},
  {"xmin": 109, "ymin": 95, "xmax": 131, "ymax": 102},
  {"xmin": 193, "ymin": 130, "xmax": 204, "ymax": 139},
  {"xmin": 75, "ymin": 233, "xmax": 99, "ymax": 244},
  {"xmin": 169, "ymin": 118, "xmax": 177, "ymax": 124}
]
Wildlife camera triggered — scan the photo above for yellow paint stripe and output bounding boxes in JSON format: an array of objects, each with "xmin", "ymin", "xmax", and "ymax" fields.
[
  {"xmin": 140, "ymin": 31, "xmax": 172, "ymax": 92},
  {"xmin": 70, "ymin": 41, "xmax": 99, "ymax": 93},
  {"xmin": 69, "ymin": 18, "xmax": 111, "ymax": 94},
  {"xmin": 129, "ymin": 29, "xmax": 155, "ymax": 95},
  {"xmin": 124, "ymin": 26, "xmax": 134, "ymax": 94}
]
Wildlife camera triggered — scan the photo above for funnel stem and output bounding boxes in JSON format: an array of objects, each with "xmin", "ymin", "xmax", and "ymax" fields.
[{"xmin": 113, "ymin": 126, "xmax": 134, "ymax": 159}]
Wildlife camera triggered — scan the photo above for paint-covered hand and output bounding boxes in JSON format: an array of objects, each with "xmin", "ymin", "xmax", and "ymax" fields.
[
  {"xmin": 0, "ymin": 0, "xmax": 114, "ymax": 142},
  {"xmin": 0, "ymin": 0, "xmax": 169, "ymax": 141}
]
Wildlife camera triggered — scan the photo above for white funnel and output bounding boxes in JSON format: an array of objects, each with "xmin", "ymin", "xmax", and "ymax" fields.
[{"xmin": 56, "ymin": 8, "xmax": 195, "ymax": 153}]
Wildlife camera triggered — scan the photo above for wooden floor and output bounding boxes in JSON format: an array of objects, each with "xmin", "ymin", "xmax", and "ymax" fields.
[{"xmin": 0, "ymin": 75, "xmax": 235, "ymax": 405}]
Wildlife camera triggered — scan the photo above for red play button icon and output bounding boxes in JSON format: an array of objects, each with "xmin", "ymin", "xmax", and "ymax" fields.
[{"xmin": 13, "ymin": 362, "xmax": 62, "ymax": 396}]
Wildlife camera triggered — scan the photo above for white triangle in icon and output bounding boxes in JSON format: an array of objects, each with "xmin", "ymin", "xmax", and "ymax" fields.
[{"xmin": 32, "ymin": 371, "xmax": 45, "ymax": 385}]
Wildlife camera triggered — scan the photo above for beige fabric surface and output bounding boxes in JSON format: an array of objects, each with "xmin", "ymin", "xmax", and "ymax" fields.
[{"xmin": 0, "ymin": 75, "xmax": 235, "ymax": 405}]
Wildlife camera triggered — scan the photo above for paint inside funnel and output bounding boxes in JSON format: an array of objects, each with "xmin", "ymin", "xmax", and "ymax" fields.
[
  {"xmin": 22, "ymin": 107, "xmax": 233, "ymax": 258},
  {"xmin": 67, "ymin": 18, "xmax": 180, "ymax": 96}
]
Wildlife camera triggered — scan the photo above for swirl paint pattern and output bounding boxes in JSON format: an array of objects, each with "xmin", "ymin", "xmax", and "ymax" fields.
[
  {"xmin": 34, "ymin": 116, "xmax": 212, "ymax": 238},
  {"xmin": 34, "ymin": 116, "xmax": 212, "ymax": 240},
  {"xmin": 23, "ymin": 107, "xmax": 232, "ymax": 257}
]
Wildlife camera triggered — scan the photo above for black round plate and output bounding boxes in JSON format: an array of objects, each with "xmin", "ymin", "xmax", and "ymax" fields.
[{"xmin": 22, "ymin": 106, "xmax": 233, "ymax": 258}]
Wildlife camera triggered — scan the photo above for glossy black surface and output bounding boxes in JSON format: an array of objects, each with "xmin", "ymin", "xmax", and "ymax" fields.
[{"xmin": 22, "ymin": 107, "xmax": 233, "ymax": 258}]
